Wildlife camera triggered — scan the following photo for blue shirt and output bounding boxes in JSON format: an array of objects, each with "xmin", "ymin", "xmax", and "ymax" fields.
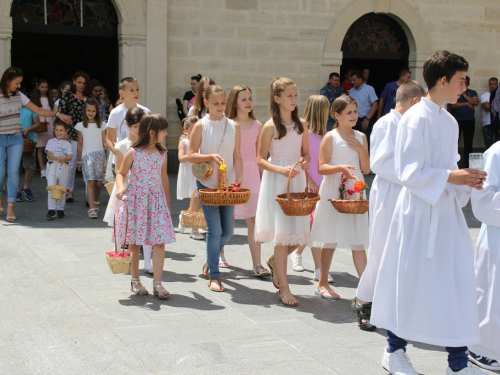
[
  {"xmin": 320, "ymin": 83, "xmax": 344, "ymax": 130},
  {"xmin": 450, "ymin": 89, "xmax": 478, "ymax": 122},
  {"xmin": 380, "ymin": 81, "xmax": 400, "ymax": 116},
  {"xmin": 349, "ymin": 83, "xmax": 378, "ymax": 118},
  {"xmin": 20, "ymin": 107, "xmax": 38, "ymax": 142}
]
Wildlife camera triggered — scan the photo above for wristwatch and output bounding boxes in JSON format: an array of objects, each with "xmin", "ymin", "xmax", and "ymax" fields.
[{"xmin": 366, "ymin": 117, "xmax": 371, "ymax": 121}]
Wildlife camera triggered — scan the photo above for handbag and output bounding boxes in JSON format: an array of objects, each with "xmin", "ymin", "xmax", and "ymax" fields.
[
  {"xmin": 23, "ymin": 138, "xmax": 36, "ymax": 154},
  {"xmin": 191, "ymin": 119, "xmax": 228, "ymax": 180},
  {"xmin": 35, "ymin": 121, "xmax": 48, "ymax": 133}
]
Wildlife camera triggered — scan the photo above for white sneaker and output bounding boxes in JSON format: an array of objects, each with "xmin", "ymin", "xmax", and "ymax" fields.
[
  {"xmin": 468, "ymin": 350, "xmax": 500, "ymax": 371},
  {"xmin": 446, "ymin": 362, "xmax": 487, "ymax": 375},
  {"xmin": 313, "ymin": 268, "xmax": 334, "ymax": 283},
  {"xmin": 190, "ymin": 231, "xmax": 205, "ymax": 241},
  {"xmin": 40, "ymin": 170, "xmax": 46, "ymax": 178},
  {"xmin": 382, "ymin": 348, "xmax": 418, "ymax": 375},
  {"xmin": 290, "ymin": 251, "xmax": 304, "ymax": 272},
  {"xmin": 178, "ymin": 214, "xmax": 185, "ymax": 234},
  {"xmin": 144, "ymin": 267, "xmax": 153, "ymax": 274}
]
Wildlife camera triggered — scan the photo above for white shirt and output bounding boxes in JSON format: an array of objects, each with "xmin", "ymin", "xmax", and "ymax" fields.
[
  {"xmin": 115, "ymin": 138, "xmax": 133, "ymax": 157},
  {"xmin": 45, "ymin": 138, "xmax": 72, "ymax": 157},
  {"xmin": 106, "ymin": 104, "xmax": 150, "ymax": 143},
  {"xmin": 74, "ymin": 122, "xmax": 107, "ymax": 157},
  {"xmin": 481, "ymin": 91, "xmax": 491, "ymax": 126}
]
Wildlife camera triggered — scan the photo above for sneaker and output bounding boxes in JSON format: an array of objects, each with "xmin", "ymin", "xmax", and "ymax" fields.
[
  {"xmin": 290, "ymin": 251, "xmax": 304, "ymax": 272},
  {"xmin": 447, "ymin": 362, "xmax": 487, "ymax": 374},
  {"xmin": 313, "ymin": 268, "xmax": 335, "ymax": 283},
  {"xmin": 16, "ymin": 191, "xmax": 22, "ymax": 202},
  {"xmin": 57, "ymin": 210, "xmax": 65, "ymax": 218},
  {"xmin": 191, "ymin": 233, "xmax": 205, "ymax": 240},
  {"xmin": 382, "ymin": 348, "xmax": 418, "ymax": 375},
  {"xmin": 46, "ymin": 210, "xmax": 56, "ymax": 219},
  {"xmin": 41, "ymin": 170, "xmax": 46, "ymax": 178},
  {"xmin": 178, "ymin": 214, "xmax": 186, "ymax": 234},
  {"xmin": 144, "ymin": 267, "xmax": 154, "ymax": 274},
  {"xmin": 21, "ymin": 188, "xmax": 34, "ymax": 202},
  {"xmin": 468, "ymin": 350, "xmax": 500, "ymax": 371}
]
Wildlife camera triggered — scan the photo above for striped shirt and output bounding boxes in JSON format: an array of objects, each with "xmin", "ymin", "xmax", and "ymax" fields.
[{"xmin": 0, "ymin": 91, "xmax": 30, "ymax": 134}]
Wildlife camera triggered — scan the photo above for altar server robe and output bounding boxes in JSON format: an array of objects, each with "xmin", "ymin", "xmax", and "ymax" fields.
[
  {"xmin": 469, "ymin": 141, "xmax": 500, "ymax": 361},
  {"xmin": 356, "ymin": 109, "xmax": 403, "ymax": 302},
  {"xmin": 371, "ymin": 98, "xmax": 480, "ymax": 347}
]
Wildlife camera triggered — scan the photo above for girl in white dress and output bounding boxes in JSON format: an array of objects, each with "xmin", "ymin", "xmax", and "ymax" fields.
[
  {"xmin": 308, "ymin": 96, "xmax": 370, "ymax": 300},
  {"xmin": 176, "ymin": 115, "xmax": 204, "ymax": 240},
  {"xmin": 254, "ymin": 77, "xmax": 311, "ymax": 307}
]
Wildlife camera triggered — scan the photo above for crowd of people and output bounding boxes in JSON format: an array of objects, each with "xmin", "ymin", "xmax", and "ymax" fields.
[{"xmin": 0, "ymin": 49, "xmax": 499, "ymax": 375}]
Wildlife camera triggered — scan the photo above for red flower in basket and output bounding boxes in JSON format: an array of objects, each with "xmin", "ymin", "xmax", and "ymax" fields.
[
  {"xmin": 347, "ymin": 189, "xmax": 355, "ymax": 195},
  {"xmin": 230, "ymin": 183, "xmax": 241, "ymax": 192},
  {"xmin": 66, "ymin": 189, "xmax": 71, "ymax": 193},
  {"xmin": 106, "ymin": 251, "xmax": 132, "ymax": 259}
]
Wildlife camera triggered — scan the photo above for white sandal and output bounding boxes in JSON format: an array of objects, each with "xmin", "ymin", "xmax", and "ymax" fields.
[{"xmin": 88, "ymin": 208, "xmax": 98, "ymax": 219}]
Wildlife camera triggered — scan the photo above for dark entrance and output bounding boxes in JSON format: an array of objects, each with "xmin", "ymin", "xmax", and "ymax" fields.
[
  {"xmin": 10, "ymin": 0, "xmax": 119, "ymax": 101},
  {"xmin": 340, "ymin": 14, "xmax": 410, "ymax": 96}
]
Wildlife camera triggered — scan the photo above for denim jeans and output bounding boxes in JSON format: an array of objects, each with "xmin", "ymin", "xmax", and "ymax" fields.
[
  {"xmin": 197, "ymin": 180, "xmax": 234, "ymax": 279},
  {"xmin": 0, "ymin": 133, "xmax": 24, "ymax": 203},
  {"xmin": 386, "ymin": 330, "xmax": 468, "ymax": 371}
]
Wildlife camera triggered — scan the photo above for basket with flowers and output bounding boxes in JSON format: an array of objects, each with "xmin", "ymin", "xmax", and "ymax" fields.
[{"xmin": 329, "ymin": 173, "xmax": 369, "ymax": 214}]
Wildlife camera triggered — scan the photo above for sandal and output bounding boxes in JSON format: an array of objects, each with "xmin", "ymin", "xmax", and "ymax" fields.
[
  {"xmin": 315, "ymin": 287, "xmax": 340, "ymax": 300},
  {"xmin": 278, "ymin": 286, "xmax": 298, "ymax": 307},
  {"xmin": 351, "ymin": 297, "xmax": 377, "ymax": 331},
  {"xmin": 130, "ymin": 278, "xmax": 149, "ymax": 295},
  {"xmin": 153, "ymin": 281, "xmax": 170, "ymax": 299},
  {"xmin": 208, "ymin": 277, "xmax": 225, "ymax": 292},
  {"xmin": 88, "ymin": 208, "xmax": 98, "ymax": 219},
  {"xmin": 218, "ymin": 254, "xmax": 229, "ymax": 268},
  {"xmin": 252, "ymin": 264, "xmax": 271, "ymax": 277},
  {"xmin": 266, "ymin": 255, "xmax": 279, "ymax": 289},
  {"xmin": 6, "ymin": 202, "xmax": 15, "ymax": 222},
  {"xmin": 94, "ymin": 201, "xmax": 100, "ymax": 213},
  {"xmin": 202, "ymin": 263, "xmax": 209, "ymax": 278}
]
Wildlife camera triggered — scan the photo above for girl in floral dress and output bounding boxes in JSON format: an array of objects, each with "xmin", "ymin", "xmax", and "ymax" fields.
[{"xmin": 115, "ymin": 113, "xmax": 176, "ymax": 298}]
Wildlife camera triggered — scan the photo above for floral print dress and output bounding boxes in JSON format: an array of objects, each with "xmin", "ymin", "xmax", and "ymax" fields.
[{"xmin": 114, "ymin": 148, "xmax": 176, "ymax": 246}]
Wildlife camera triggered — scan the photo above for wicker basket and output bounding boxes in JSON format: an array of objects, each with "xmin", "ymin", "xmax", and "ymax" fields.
[
  {"xmin": 181, "ymin": 210, "xmax": 207, "ymax": 230},
  {"xmin": 106, "ymin": 206, "xmax": 132, "ymax": 274},
  {"xmin": 104, "ymin": 182, "xmax": 115, "ymax": 196},
  {"xmin": 23, "ymin": 138, "xmax": 36, "ymax": 154},
  {"xmin": 329, "ymin": 177, "xmax": 369, "ymax": 215},
  {"xmin": 198, "ymin": 168, "xmax": 251, "ymax": 206},
  {"xmin": 275, "ymin": 160, "xmax": 320, "ymax": 216},
  {"xmin": 46, "ymin": 185, "xmax": 67, "ymax": 200}
]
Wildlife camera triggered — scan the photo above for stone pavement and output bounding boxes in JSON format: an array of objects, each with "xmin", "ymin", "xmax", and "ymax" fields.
[{"xmin": 0, "ymin": 172, "xmax": 493, "ymax": 375}]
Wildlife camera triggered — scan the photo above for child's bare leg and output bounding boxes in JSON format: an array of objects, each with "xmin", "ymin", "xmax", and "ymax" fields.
[
  {"xmin": 317, "ymin": 247, "xmax": 336, "ymax": 290},
  {"xmin": 94, "ymin": 180, "xmax": 102, "ymax": 204},
  {"xmin": 246, "ymin": 217, "xmax": 262, "ymax": 267},
  {"xmin": 352, "ymin": 249, "xmax": 367, "ymax": 278},
  {"xmin": 37, "ymin": 147, "xmax": 46, "ymax": 172},
  {"xmin": 274, "ymin": 245, "xmax": 291, "ymax": 288},
  {"xmin": 152, "ymin": 244, "xmax": 165, "ymax": 282},
  {"xmin": 87, "ymin": 180, "xmax": 95, "ymax": 209},
  {"xmin": 191, "ymin": 196, "xmax": 201, "ymax": 212},
  {"xmin": 294, "ymin": 245, "xmax": 306, "ymax": 255},
  {"xmin": 311, "ymin": 247, "xmax": 321, "ymax": 270},
  {"xmin": 129, "ymin": 244, "xmax": 141, "ymax": 278}
]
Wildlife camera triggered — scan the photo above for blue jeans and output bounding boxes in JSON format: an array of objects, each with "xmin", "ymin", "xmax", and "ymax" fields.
[
  {"xmin": 0, "ymin": 133, "xmax": 24, "ymax": 203},
  {"xmin": 387, "ymin": 331, "xmax": 468, "ymax": 371},
  {"xmin": 197, "ymin": 180, "xmax": 234, "ymax": 279}
]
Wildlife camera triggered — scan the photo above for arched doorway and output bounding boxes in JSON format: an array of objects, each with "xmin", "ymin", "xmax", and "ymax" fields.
[
  {"xmin": 340, "ymin": 14, "xmax": 409, "ymax": 95},
  {"xmin": 10, "ymin": 0, "xmax": 118, "ymax": 101}
]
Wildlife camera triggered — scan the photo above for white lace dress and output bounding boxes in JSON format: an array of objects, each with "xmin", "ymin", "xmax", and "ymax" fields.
[
  {"xmin": 308, "ymin": 129, "xmax": 369, "ymax": 250},
  {"xmin": 176, "ymin": 138, "xmax": 196, "ymax": 200},
  {"xmin": 254, "ymin": 123, "xmax": 309, "ymax": 246}
]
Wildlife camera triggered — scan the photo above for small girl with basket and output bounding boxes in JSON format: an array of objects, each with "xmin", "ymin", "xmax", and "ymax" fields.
[
  {"xmin": 45, "ymin": 119, "xmax": 72, "ymax": 219},
  {"xmin": 254, "ymin": 77, "xmax": 311, "ymax": 307},
  {"xmin": 308, "ymin": 95, "xmax": 370, "ymax": 300},
  {"xmin": 177, "ymin": 115, "xmax": 204, "ymax": 240},
  {"xmin": 75, "ymin": 98, "xmax": 107, "ymax": 219},
  {"xmin": 115, "ymin": 113, "xmax": 176, "ymax": 298},
  {"xmin": 188, "ymin": 84, "xmax": 243, "ymax": 293}
]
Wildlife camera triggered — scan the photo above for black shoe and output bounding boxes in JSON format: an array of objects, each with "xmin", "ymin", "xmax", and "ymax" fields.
[
  {"xmin": 47, "ymin": 210, "xmax": 56, "ymax": 219},
  {"xmin": 468, "ymin": 350, "xmax": 500, "ymax": 371},
  {"xmin": 57, "ymin": 210, "xmax": 65, "ymax": 218},
  {"xmin": 351, "ymin": 297, "xmax": 377, "ymax": 331}
]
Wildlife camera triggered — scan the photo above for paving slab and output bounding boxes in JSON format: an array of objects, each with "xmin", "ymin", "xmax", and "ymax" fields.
[{"xmin": 0, "ymin": 172, "xmax": 493, "ymax": 375}]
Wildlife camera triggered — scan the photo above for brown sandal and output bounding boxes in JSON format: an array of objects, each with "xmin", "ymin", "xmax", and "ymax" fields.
[
  {"xmin": 279, "ymin": 286, "xmax": 298, "ymax": 307},
  {"xmin": 266, "ymin": 255, "xmax": 279, "ymax": 289},
  {"xmin": 208, "ymin": 277, "xmax": 225, "ymax": 292}
]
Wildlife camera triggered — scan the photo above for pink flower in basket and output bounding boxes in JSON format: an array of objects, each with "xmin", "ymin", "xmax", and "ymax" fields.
[{"xmin": 106, "ymin": 251, "xmax": 132, "ymax": 259}]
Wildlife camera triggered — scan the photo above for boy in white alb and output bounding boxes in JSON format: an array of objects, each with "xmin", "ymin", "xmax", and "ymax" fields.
[
  {"xmin": 371, "ymin": 51, "xmax": 487, "ymax": 375},
  {"xmin": 352, "ymin": 81, "xmax": 425, "ymax": 331},
  {"xmin": 468, "ymin": 142, "xmax": 500, "ymax": 371},
  {"xmin": 45, "ymin": 120, "xmax": 73, "ymax": 219}
]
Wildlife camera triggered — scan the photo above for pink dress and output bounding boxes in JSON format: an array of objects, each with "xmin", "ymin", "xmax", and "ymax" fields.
[
  {"xmin": 114, "ymin": 148, "xmax": 176, "ymax": 246},
  {"xmin": 235, "ymin": 120, "xmax": 261, "ymax": 219}
]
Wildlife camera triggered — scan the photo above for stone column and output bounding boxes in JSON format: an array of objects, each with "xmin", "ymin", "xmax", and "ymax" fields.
[
  {"xmin": 0, "ymin": 15, "xmax": 12, "ymax": 74},
  {"xmin": 408, "ymin": 53, "xmax": 428, "ymax": 88},
  {"xmin": 118, "ymin": 23, "xmax": 147, "ymax": 102},
  {"xmin": 322, "ymin": 51, "xmax": 343, "ymax": 82}
]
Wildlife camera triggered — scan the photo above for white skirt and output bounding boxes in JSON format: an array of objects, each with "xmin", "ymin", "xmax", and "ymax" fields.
[{"xmin": 177, "ymin": 161, "xmax": 196, "ymax": 200}]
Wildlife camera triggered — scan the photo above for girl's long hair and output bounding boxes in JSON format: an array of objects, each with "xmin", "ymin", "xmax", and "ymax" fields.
[
  {"xmin": 30, "ymin": 79, "xmax": 54, "ymax": 110},
  {"xmin": 331, "ymin": 95, "xmax": 357, "ymax": 127},
  {"xmin": 83, "ymin": 97, "xmax": 103, "ymax": 128},
  {"xmin": 269, "ymin": 77, "xmax": 303, "ymax": 140},
  {"xmin": 225, "ymin": 85, "xmax": 256, "ymax": 120},
  {"xmin": 303, "ymin": 95, "xmax": 329, "ymax": 136},
  {"xmin": 0, "ymin": 67, "xmax": 23, "ymax": 98},
  {"xmin": 132, "ymin": 113, "xmax": 168, "ymax": 155},
  {"xmin": 182, "ymin": 115, "xmax": 198, "ymax": 130},
  {"xmin": 101, "ymin": 86, "xmax": 110, "ymax": 108},
  {"xmin": 70, "ymin": 71, "xmax": 92, "ymax": 96},
  {"xmin": 192, "ymin": 76, "xmax": 215, "ymax": 118}
]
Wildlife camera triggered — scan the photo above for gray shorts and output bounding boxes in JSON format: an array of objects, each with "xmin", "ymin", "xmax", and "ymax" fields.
[{"xmin": 22, "ymin": 149, "xmax": 36, "ymax": 170}]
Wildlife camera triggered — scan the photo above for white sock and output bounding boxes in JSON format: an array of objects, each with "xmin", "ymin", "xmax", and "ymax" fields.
[{"xmin": 143, "ymin": 245, "xmax": 153, "ymax": 269}]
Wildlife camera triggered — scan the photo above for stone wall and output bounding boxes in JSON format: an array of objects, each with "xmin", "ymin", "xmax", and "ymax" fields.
[{"xmin": 165, "ymin": 0, "xmax": 500, "ymax": 149}]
